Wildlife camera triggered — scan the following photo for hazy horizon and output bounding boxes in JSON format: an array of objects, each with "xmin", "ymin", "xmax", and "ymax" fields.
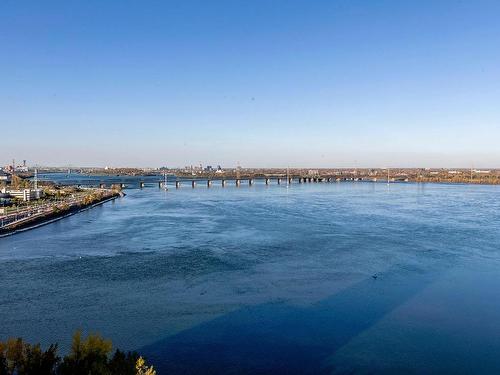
[
  {"xmin": 2, "ymin": 0, "xmax": 499, "ymax": 168},
  {"xmin": 3, "ymin": 155, "xmax": 500, "ymax": 170}
]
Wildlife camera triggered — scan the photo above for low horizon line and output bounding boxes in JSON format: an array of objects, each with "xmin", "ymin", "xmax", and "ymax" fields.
[{"xmin": 4, "ymin": 165, "xmax": 499, "ymax": 170}]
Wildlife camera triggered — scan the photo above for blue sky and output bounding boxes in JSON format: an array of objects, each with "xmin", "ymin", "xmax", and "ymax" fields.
[{"xmin": 1, "ymin": 0, "xmax": 499, "ymax": 168}]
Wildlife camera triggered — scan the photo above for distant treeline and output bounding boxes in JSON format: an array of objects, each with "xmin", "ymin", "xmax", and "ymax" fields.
[{"xmin": 0, "ymin": 331, "xmax": 155, "ymax": 375}]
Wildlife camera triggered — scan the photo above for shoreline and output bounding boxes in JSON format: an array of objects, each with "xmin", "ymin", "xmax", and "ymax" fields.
[{"xmin": 0, "ymin": 193, "xmax": 123, "ymax": 238}]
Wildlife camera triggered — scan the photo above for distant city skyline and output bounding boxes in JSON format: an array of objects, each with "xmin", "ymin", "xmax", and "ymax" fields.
[
  {"xmin": 2, "ymin": 153, "xmax": 500, "ymax": 170},
  {"xmin": 1, "ymin": 0, "xmax": 499, "ymax": 168}
]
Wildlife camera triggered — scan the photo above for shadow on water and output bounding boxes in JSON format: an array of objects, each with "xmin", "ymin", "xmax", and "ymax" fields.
[{"xmin": 140, "ymin": 266, "xmax": 436, "ymax": 374}]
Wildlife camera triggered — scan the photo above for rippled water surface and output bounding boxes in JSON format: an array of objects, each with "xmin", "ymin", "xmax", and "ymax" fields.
[{"xmin": 1, "ymin": 181, "xmax": 500, "ymax": 374}]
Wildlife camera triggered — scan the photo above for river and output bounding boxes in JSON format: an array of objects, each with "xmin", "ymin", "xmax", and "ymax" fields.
[{"xmin": 1, "ymin": 179, "xmax": 500, "ymax": 374}]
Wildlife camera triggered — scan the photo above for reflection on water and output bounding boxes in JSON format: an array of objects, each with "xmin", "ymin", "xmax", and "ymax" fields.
[
  {"xmin": 1, "ymin": 181, "xmax": 500, "ymax": 373},
  {"xmin": 142, "ymin": 266, "xmax": 437, "ymax": 374}
]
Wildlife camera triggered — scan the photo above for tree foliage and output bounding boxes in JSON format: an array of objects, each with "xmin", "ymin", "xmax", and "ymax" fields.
[
  {"xmin": 0, "ymin": 332, "xmax": 153, "ymax": 375},
  {"xmin": 10, "ymin": 175, "xmax": 30, "ymax": 189},
  {"xmin": 0, "ymin": 338, "xmax": 58, "ymax": 375},
  {"xmin": 82, "ymin": 191, "xmax": 105, "ymax": 206},
  {"xmin": 135, "ymin": 357, "xmax": 156, "ymax": 375}
]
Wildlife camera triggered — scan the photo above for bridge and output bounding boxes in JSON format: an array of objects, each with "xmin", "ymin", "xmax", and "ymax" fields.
[{"xmin": 56, "ymin": 175, "xmax": 408, "ymax": 189}]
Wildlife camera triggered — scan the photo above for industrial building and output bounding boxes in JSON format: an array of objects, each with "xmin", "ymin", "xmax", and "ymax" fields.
[{"xmin": 0, "ymin": 188, "xmax": 44, "ymax": 202}]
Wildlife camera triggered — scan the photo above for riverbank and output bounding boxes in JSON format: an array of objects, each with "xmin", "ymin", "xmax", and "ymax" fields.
[{"xmin": 0, "ymin": 191, "xmax": 123, "ymax": 238}]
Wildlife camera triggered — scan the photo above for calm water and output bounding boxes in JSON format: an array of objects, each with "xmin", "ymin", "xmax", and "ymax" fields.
[{"xmin": 1, "ymin": 181, "xmax": 500, "ymax": 374}]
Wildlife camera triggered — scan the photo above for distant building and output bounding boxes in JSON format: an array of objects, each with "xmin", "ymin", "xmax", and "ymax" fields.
[
  {"xmin": 1, "ymin": 188, "xmax": 44, "ymax": 202},
  {"xmin": 0, "ymin": 191, "xmax": 12, "ymax": 206},
  {"xmin": 0, "ymin": 170, "xmax": 11, "ymax": 182},
  {"xmin": 4, "ymin": 164, "xmax": 28, "ymax": 173}
]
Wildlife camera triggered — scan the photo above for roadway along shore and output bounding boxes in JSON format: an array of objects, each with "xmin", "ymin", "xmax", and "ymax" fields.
[{"xmin": 0, "ymin": 190, "xmax": 123, "ymax": 238}]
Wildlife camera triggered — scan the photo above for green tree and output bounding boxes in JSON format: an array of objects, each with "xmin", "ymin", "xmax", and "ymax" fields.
[
  {"xmin": 10, "ymin": 175, "xmax": 30, "ymax": 189},
  {"xmin": 0, "ymin": 338, "xmax": 59, "ymax": 375},
  {"xmin": 0, "ymin": 344, "xmax": 7, "ymax": 375},
  {"xmin": 108, "ymin": 350, "xmax": 139, "ymax": 375},
  {"xmin": 58, "ymin": 331, "xmax": 112, "ymax": 375},
  {"xmin": 0, "ymin": 332, "xmax": 147, "ymax": 375},
  {"xmin": 20, "ymin": 343, "xmax": 58, "ymax": 375}
]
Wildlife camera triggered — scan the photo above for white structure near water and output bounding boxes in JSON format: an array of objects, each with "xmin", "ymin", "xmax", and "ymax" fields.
[{"xmin": 1, "ymin": 188, "xmax": 44, "ymax": 202}]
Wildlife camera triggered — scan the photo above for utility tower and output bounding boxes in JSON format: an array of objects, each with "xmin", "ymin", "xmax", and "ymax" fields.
[{"xmin": 236, "ymin": 161, "xmax": 241, "ymax": 179}]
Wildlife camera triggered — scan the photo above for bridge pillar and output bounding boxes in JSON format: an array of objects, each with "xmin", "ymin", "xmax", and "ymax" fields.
[
  {"xmin": 120, "ymin": 183, "xmax": 126, "ymax": 189},
  {"xmin": 221, "ymin": 179, "xmax": 226, "ymax": 187},
  {"xmin": 192, "ymin": 180, "xmax": 196, "ymax": 188},
  {"xmin": 158, "ymin": 181, "xmax": 163, "ymax": 189},
  {"xmin": 99, "ymin": 183, "xmax": 106, "ymax": 189},
  {"xmin": 140, "ymin": 182, "xmax": 145, "ymax": 189},
  {"xmin": 249, "ymin": 178, "xmax": 253, "ymax": 186},
  {"xmin": 265, "ymin": 178, "xmax": 270, "ymax": 185},
  {"xmin": 176, "ymin": 181, "xmax": 181, "ymax": 188},
  {"xmin": 288, "ymin": 177, "xmax": 292, "ymax": 184},
  {"xmin": 207, "ymin": 180, "xmax": 212, "ymax": 188},
  {"xmin": 277, "ymin": 178, "xmax": 281, "ymax": 184},
  {"xmin": 236, "ymin": 179, "xmax": 241, "ymax": 187}
]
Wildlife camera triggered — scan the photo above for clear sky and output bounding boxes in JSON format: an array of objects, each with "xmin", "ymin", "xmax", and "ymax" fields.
[{"xmin": 1, "ymin": 0, "xmax": 499, "ymax": 168}]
